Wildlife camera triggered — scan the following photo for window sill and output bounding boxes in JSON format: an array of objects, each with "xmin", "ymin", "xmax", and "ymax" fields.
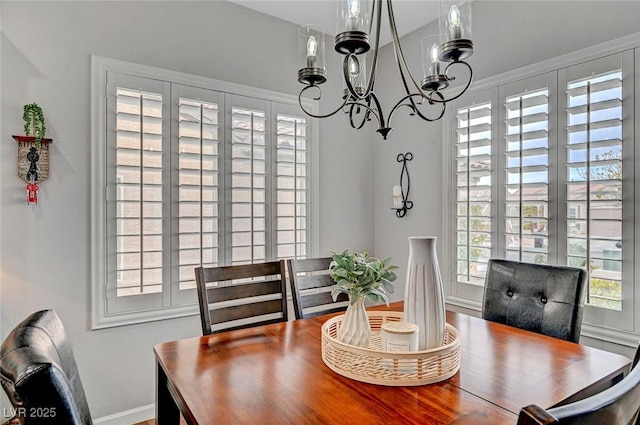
[{"xmin": 91, "ymin": 304, "xmax": 200, "ymax": 330}]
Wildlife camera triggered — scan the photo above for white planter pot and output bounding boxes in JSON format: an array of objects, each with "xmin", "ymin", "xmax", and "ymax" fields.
[{"xmin": 338, "ymin": 297, "xmax": 371, "ymax": 348}]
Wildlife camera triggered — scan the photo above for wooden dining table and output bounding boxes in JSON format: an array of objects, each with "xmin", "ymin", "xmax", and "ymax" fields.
[{"xmin": 154, "ymin": 302, "xmax": 631, "ymax": 424}]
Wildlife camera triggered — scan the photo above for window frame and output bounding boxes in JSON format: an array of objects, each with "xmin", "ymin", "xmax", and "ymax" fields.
[
  {"xmin": 91, "ymin": 56, "xmax": 319, "ymax": 329},
  {"xmin": 443, "ymin": 34, "xmax": 640, "ymax": 346}
]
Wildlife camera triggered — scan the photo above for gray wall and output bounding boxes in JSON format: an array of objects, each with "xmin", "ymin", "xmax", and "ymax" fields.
[{"xmin": 0, "ymin": 1, "xmax": 373, "ymax": 418}]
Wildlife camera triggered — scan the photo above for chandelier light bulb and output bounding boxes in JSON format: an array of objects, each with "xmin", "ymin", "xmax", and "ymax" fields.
[
  {"xmin": 348, "ymin": 0, "xmax": 360, "ymax": 30},
  {"xmin": 430, "ymin": 43, "xmax": 439, "ymax": 63},
  {"xmin": 448, "ymin": 5, "xmax": 462, "ymax": 40},
  {"xmin": 429, "ymin": 43, "xmax": 440, "ymax": 75},
  {"xmin": 349, "ymin": 0, "xmax": 360, "ymax": 19},
  {"xmin": 306, "ymin": 35, "xmax": 318, "ymax": 67},
  {"xmin": 348, "ymin": 56, "xmax": 360, "ymax": 77}
]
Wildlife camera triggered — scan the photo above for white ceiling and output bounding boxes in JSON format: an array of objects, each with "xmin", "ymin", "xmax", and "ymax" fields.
[{"xmin": 227, "ymin": 0, "xmax": 440, "ymax": 46}]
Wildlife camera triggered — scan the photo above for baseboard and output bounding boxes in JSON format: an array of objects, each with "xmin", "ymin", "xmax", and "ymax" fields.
[{"xmin": 94, "ymin": 404, "xmax": 154, "ymax": 425}]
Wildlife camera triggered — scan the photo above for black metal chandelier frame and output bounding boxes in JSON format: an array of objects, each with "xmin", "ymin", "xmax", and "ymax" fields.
[{"xmin": 297, "ymin": 0, "xmax": 474, "ymax": 139}]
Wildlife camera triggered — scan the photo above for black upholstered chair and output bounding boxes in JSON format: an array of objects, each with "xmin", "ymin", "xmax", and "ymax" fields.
[
  {"xmin": 287, "ymin": 257, "xmax": 348, "ymax": 319},
  {"xmin": 482, "ymin": 259, "xmax": 587, "ymax": 343},
  {"xmin": 0, "ymin": 310, "xmax": 92, "ymax": 425},
  {"xmin": 195, "ymin": 260, "xmax": 288, "ymax": 336},
  {"xmin": 517, "ymin": 342, "xmax": 640, "ymax": 424}
]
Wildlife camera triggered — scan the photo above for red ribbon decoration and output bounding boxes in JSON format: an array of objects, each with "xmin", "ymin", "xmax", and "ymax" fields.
[{"xmin": 26, "ymin": 182, "xmax": 38, "ymax": 204}]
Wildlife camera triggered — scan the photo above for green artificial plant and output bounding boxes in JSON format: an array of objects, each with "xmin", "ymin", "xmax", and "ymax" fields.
[
  {"xmin": 23, "ymin": 103, "xmax": 46, "ymax": 148},
  {"xmin": 329, "ymin": 249, "xmax": 398, "ymax": 305}
]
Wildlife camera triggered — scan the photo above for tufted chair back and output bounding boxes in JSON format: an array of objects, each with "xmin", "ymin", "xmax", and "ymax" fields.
[
  {"xmin": 0, "ymin": 310, "xmax": 92, "ymax": 425},
  {"xmin": 482, "ymin": 259, "xmax": 587, "ymax": 343}
]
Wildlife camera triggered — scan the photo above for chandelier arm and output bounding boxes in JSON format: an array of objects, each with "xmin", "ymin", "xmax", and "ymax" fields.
[
  {"xmin": 411, "ymin": 90, "xmax": 446, "ymax": 121},
  {"xmin": 390, "ymin": 53, "xmax": 426, "ymax": 116},
  {"xmin": 367, "ymin": 91, "xmax": 387, "ymax": 130},
  {"xmin": 338, "ymin": 96, "xmax": 384, "ymax": 129},
  {"xmin": 386, "ymin": 0, "xmax": 424, "ymax": 96},
  {"xmin": 339, "ymin": 97, "xmax": 383, "ymax": 130},
  {"xmin": 425, "ymin": 61, "xmax": 474, "ymax": 104},
  {"xmin": 385, "ymin": 91, "xmax": 446, "ymax": 128},
  {"xmin": 368, "ymin": 0, "xmax": 377, "ymax": 35},
  {"xmin": 385, "ymin": 0, "xmax": 435, "ymax": 119},
  {"xmin": 363, "ymin": 0, "xmax": 383, "ymax": 96},
  {"xmin": 348, "ymin": 101, "xmax": 370, "ymax": 130},
  {"xmin": 298, "ymin": 85, "xmax": 350, "ymax": 119}
]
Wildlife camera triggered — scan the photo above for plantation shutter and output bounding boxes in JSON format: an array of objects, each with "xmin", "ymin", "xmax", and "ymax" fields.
[
  {"xmin": 173, "ymin": 86, "xmax": 223, "ymax": 302},
  {"xmin": 106, "ymin": 72, "xmax": 170, "ymax": 314},
  {"xmin": 454, "ymin": 100, "xmax": 492, "ymax": 285},
  {"xmin": 229, "ymin": 96, "xmax": 270, "ymax": 264},
  {"xmin": 564, "ymin": 58, "xmax": 623, "ymax": 311},
  {"xmin": 503, "ymin": 80, "xmax": 550, "ymax": 264},
  {"xmin": 95, "ymin": 58, "xmax": 318, "ymax": 327},
  {"xmin": 275, "ymin": 108, "xmax": 308, "ymax": 259}
]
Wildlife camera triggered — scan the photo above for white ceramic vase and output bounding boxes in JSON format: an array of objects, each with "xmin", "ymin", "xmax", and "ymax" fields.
[
  {"xmin": 339, "ymin": 297, "xmax": 371, "ymax": 348},
  {"xmin": 403, "ymin": 236, "xmax": 446, "ymax": 350}
]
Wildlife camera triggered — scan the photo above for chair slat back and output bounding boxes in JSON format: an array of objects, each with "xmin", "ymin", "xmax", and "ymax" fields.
[
  {"xmin": 195, "ymin": 260, "xmax": 288, "ymax": 335},
  {"xmin": 287, "ymin": 257, "xmax": 349, "ymax": 319},
  {"xmin": 211, "ymin": 299, "xmax": 287, "ymax": 326},
  {"xmin": 206, "ymin": 279, "xmax": 283, "ymax": 303}
]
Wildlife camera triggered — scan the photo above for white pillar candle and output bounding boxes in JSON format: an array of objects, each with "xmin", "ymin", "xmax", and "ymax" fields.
[{"xmin": 392, "ymin": 185, "xmax": 402, "ymax": 209}]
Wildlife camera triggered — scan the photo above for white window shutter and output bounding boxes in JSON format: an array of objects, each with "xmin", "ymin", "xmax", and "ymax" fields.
[
  {"xmin": 106, "ymin": 72, "xmax": 170, "ymax": 314},
  {"xmin": 94, "ymin": 58, "xmax": 318, "ymax": 327},
  {"xmin": 229, "ymin": 97, "xmax": 269, "ymax": 264},
  {"xmin": 275, "ymin": 112, "xmax": 308, "ymax": 259},
  {"xmin": 565, "ymin": 68, "xmax": 623, "ymax": 310},
  {"xmin": 454, "ymin": 102, "xmax": 492, "ymax": 285},
  {"xmin": 176, "ymin": 92, "xmax": 221, "ymax": 292},
  {"xmin": 504, "ymin": 87, "xmax": 550, "ymax": 263}
]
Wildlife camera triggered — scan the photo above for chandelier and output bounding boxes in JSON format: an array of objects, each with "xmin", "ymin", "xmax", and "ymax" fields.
[{"xmin": 296, "ymin": 0, "xmax": 474, "ymax": 139}]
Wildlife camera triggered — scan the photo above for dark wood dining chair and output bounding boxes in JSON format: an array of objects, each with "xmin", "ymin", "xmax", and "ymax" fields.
[
  {"xmin": 517, "ymin": 342, "xmax": 640, "ymax": 424},
  {"xmin": 0, "ymin": 310, "xmax": 93, "ymax": 425},
  {"xmin": 287, "ymin": 257, "xmax": 348, "ymax": 319},
  {"xmin": 482, "ymin": 259, "xmax": 588, "ymax": 343},
  {"xmin": 195, "ymin": 260, "xmax": 288, "ymax": 336}
]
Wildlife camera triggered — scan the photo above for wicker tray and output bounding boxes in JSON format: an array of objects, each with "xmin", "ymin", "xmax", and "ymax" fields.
[{"xmin": 321, "ymin": 311, "xmax": 461, "ymax": 386}]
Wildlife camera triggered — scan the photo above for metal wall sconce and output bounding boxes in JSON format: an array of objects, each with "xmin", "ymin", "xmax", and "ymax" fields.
[{"xmin": 392, "ymin": 152, "xmax": 413, "ymax": 218}]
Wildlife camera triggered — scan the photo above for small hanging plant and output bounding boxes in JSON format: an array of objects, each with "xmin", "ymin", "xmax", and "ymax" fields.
[{"xmin": 23, "ymin": 103, "xmax": 46, "ymax": 148}]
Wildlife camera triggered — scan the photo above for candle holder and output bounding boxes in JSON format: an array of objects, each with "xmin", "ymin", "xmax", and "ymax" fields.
[
  {"xmin": 298, "ymin": 24, "xmax": 328, "ymax": 85},
  {"xmin": 392, "ymin": 152, "xmax": 413, "ymax": 218},
  {"xmin": 421, "ymin": 34, "xmax": 449, "ymax": 92},
  {"xmin": 438, "ymin": 0, "xmax": 474, "ymax": 62}
]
